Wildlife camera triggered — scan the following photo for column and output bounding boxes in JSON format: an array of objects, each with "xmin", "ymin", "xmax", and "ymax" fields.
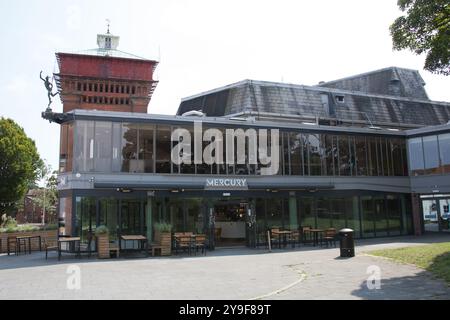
[
  {"xmin": 146, "ymin": 197, "xmax": 153, "ymax": 242},
  {"xmin": 289, "ymin": 195, "xmax": 298, "ymax": 230},
  {"xmin": 411, "ymin": 193, "xmax": 423, "ymax": 236}
]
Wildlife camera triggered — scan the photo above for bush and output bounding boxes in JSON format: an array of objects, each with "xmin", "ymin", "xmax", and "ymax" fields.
[
  {"xmin": 0, "ymin": 224, "xmax": 40, "ymax": 233},
  {"xmin": 95, "ymin": 225, "xmax": 109, "ymax": 235},
  {"xmin": 154, "ymin": 222, "xmax": 172, "ymax": 233},
  {"xmin": 1, "ymin": 214, "xmax": 17, "ymax": 228},
  {"xmin": 43, "ymin": 224, "xmax": 58, "ymax": 230}
]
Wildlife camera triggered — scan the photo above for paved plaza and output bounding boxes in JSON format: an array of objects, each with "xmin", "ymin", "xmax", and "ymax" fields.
[{"xmin": 0, "ymin": 234, "xmax": 449, "ymax": 300}]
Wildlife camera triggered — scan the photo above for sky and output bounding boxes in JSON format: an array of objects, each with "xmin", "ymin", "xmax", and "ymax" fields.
[{"xmin": 0, "ymin": 0, "xmax": 449, "ymax": 175}]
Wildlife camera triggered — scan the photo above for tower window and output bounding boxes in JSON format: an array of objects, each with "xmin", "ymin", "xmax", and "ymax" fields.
[
  {"xmin": 94, "ymin": 84, "xmax": 98, "ymax": 92},
  {"xmin": 105, "ymin": 37, "xmax": 112, "ymax": 49},
  {"xmin": 116, "ymin": 85, "xmax": 120, "ymax": 93},
  {"xmin": 83, "ymin": 83, "xmax": 87, "ymax": 91},
  {"xmin": 335, "ymin": 95, "xmax": 345, "ymax": 103},
  {"xmin": 89, "ymin": 83, "xmax": 92, "ymax": 91},
  {"xmin": 99, "ymin": 84, "xmax": 103, "ymax": 92},
  {"xmin": 132, "ymin": 86, "xmax": 136, "ymax": 94},
  {"xmin": 77, "ymin": 83, "xmax": 81, "ymax": 91}
]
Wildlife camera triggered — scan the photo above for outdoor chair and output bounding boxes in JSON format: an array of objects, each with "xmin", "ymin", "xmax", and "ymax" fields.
[
  {"xmin": 300, "ymin": 226, "xmax": 313, "ymax": 245},
  {"xmin": 6, "ymin": 236, "xmax": 26, "ymax": 255},
  {"xmin": 288, "ymin": 230, "xmax": 301, "ymax": 248},
  {"xmin": 79, "ymin": 231, "xmax": 94, "ymax": 257},
  {"xmin": 321, "ymin": 228, "xmax": 337, "ymax": 248},
  {"xmin": 175, "ymin": 236, "xmax": 193, "ymax": 255},
  {"xmin": 269, "ymin": 228, "xmax": 281, "ymax": 248},
  {"xmin": 109, "ymin": 241, "xmax": 120, "ymax": 258},
  {"xmin": 193, "ymin": 234, "xmax": 207, "ymax": 256},
  {"xmin": 42, "ymin": 237, "xmax": 58, "ymax": 260}
]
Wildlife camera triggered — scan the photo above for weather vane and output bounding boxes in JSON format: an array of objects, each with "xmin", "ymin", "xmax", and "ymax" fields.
[{"xmin": 40, "ymin": 71, "xmax": 58, "ymax": 111}]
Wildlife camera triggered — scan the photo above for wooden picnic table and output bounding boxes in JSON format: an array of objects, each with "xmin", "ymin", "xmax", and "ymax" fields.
[
  {"xmin": 120, "ymin": 235, "xmax": 149, "ymax": 257},
  {"xmin": 57, "ymin": 237, "xmax": 81, "ymax": 260},
  {"xmin": 272, "ymin": 230, "xmax": 293, "ymax": 248}
]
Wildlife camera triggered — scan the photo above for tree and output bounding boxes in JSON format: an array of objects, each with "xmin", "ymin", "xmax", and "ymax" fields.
[
  {"xmin": 390, "ymin": 0, "xmax": 450, "ymax": 75},
  {"xmin": 0, "ymin": 118, "xmax": 43, "ymax": 214},
  {"xmin": 32, "ymin": 164, "xmax": 58, "ymax": 224}
]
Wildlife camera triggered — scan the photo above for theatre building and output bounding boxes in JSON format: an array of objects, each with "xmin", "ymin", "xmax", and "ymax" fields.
[{"xmin": 43, "ymin": 31, "xmax": 450, "ymax": 249}]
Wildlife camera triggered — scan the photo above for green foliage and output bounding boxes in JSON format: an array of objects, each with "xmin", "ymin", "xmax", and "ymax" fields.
[
  {"xmin": 1, "ymin": 214, "xmax": 17, "ymax": 228},
  {"xmin": 370, "ymin": 242, "xmax": 450, "ymax": 284},
  {"xmin": 154, "ymin": 222, "xmax": 172, "ymax": 233},
  {"xmin": 0, "ymin": 118, "xmax": 43, "ymax": 214},
  {"xmin": 0, "ymin": 223, "xmax": 43, "ymax": 233},
  {"xmin": 390, "ymin": 0, "xmax": 450, "ymax": 75},
  {"xmin": 95, "ymin": 225, "xmax": 109, "ymax": 235}
]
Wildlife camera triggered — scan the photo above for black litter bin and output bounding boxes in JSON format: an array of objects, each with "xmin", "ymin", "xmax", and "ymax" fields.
[{"xmin": 339, "ymin": 228, "xmax": 355, "ymax": 257}]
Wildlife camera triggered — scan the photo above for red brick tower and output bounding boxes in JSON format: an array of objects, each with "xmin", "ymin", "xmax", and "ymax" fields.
[{"xmin": 54, "ymin": 29, "xmax": 158, "ymax": 113}]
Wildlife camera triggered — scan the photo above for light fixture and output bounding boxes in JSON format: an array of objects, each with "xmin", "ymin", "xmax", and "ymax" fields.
[{"xmin": 117, "ymin": 188, "xmax": 132, "ymax": 193}]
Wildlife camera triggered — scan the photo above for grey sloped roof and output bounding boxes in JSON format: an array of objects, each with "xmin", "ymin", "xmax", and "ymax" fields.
[
  {"xmin": 317, "ymin": 67, "xmax": 429, "ymax": 100},
  {"xmin": 177, "ymin": 78, "xmax": 450, "ymax": 128}
]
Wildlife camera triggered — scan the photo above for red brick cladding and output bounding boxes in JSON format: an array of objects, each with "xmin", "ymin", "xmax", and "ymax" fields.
[{"xmin": 55, "ymin": 53, "xmax": 158, "ymax": 113}]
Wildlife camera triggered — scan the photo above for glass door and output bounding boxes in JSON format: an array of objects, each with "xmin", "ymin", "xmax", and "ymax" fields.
[
  {"xmin": 422, "ymin": 199, "xmax": 439, "ymax": 232},
  {"xmin": 438, "ymin": 199, "xmax": 450, "ymax": 232}
]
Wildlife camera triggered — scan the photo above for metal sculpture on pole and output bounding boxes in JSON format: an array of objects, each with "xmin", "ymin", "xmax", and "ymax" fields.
[{"xmin": 40, "ymin": 71, "xmax": 58, "ymax": 110}]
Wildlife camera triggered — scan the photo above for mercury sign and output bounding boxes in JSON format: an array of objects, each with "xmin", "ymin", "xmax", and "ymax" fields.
[{"xmin": 205, "ymin": 178, "xmax": 248, "ymax": 190}]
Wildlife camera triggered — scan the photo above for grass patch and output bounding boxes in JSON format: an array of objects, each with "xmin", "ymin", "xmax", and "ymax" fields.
[{"xmin": 369, "ymin": 242, "xmax": 450, "ymax": 284}]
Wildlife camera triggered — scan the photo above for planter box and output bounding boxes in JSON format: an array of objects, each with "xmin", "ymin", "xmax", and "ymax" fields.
[
  {"xmin": 0, "ymin": 229, "xmax": 58, "ymax": 254},
  {"xmin": 154, "ymin": 231, "xmax": 172, "ymax": 256},
  {"xmin": 96, "ymin": 233, "xmax": 110, "ymax": 259}
]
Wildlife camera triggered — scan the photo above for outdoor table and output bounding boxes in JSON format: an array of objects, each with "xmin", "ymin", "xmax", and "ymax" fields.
[
  {"xmin": 272, "ymin": 230, "xmax": 292, "ymax": 248},
  {"xmin": 15, "ymin": 235, "xmax": 42, "ymax": 254},
  {"xmin": 58, "ymin": 237, "xmax": 81, "ymax": 260},
  {"xmin": 120, "ymin": 235, "xmax": 149, "ymax": 257},
  {"xmin": 309, "ymin": 229, "xmax": 324, "ymax": 246}
]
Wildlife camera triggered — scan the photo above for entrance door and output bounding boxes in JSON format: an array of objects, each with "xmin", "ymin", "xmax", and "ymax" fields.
[
  {"xmin": 213, "ymin": 200, "xmax": 248, "ymax": 247},
  {"xmin": 438, "ymin": 199, "xmax": 450, "ymax": 232}
]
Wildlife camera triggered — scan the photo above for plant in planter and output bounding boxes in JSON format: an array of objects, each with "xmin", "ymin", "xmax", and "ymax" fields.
[
  {"xmin": 154, "ymin": 222, "xmax": 172, "ymax": 256},
  {"xmin": 95, "ymin": 225, "xmax": 110, "ymax": 259}
]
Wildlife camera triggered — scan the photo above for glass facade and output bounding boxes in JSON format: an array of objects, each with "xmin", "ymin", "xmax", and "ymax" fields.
[
  {"xmin": 408, "ymin": 133, "xmax": 450, "ymax": 176},
  {"xmin": 70, "ymin": 192, "xmax": 412, "ymax": 242},
  {"xmin": 70, "ymin": 120, "xmax": 409, "ymax": 177}
]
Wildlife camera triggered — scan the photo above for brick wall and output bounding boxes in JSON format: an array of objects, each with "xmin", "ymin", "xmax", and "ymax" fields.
[{"xmin": 0, "ymin": 230, "xmax": 58, "ymax": 254}]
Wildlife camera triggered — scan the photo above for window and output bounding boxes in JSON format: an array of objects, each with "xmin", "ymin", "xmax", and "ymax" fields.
[
  {"xmin": 355, "ymin": 136, "xmax": 368, "ymax": 176},
  {"xmin": 74, "ymin": 121, "xmax": 94, "ymax": 172},
  {"xmin": 289, "ymin": 132, "xmax": 303, "ymax": 175},
  {"xmin": 338, "ymin": 135, "xmax": 351, "ymax": 176},
  {"xmin": 94, "ymin": 122, "xmax": 112, "ymax": 172},
  {"xmin": 408, "ymin": 137, "xmax": 424, "ymax": 176},
  {"xmin": 139, "ymin": 124, "xmax": 154, "ymax": 173},
  {"xmin": 155, "ymin": 126, "xmax": 172, "ymax": 173},
  {"xmin": 121, "ymin": 123, "xmax": 138, "ymax": 172},
  {"xmin": 423, "ymin": 135, "xmax": 440, "ymax": 175},
  {"xmin": 308, "ymin": 134, "xmax": 323, "ymax": 175},
  {"xmin": 438, "ymin": 133, "xmax": 450, "ymax": 173},
  {"xmin": 105, "ymin": 37, "xmax": 112, "ymax": 49},
  {"xmin": 335, "ymin": 95, "xmax": 345, "ymax": 103}
]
